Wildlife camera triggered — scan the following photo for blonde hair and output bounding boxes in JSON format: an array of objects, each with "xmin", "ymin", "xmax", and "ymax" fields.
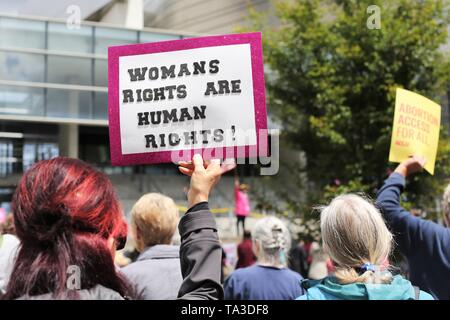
[
  {"xmin": 131, "ymin": 193, "xmax": 179, "ymax": 251},
  {"xmin": 319, "ymin": 194, "xmax": 393, "ymax": 284},
  {"xmin": 252, "ymin": 216, "xmax": 291, "ymax": 267}
]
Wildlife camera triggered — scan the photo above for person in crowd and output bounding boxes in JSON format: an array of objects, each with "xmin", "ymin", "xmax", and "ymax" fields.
[
  {"xmin": 235, "ymin": 230, "xmax": 257, "ymax": 269},
  {"xmin": 376, "ymin": 155, "xmax": 450, "ymax": 300},
  {"xmin": 1, "ymin": 157, "xmax": 132, "ymax": 300},
  {"xmin": 221, "ymin": 246, "xmax": 228, "ymax": 284},
  {"xmin": 0, "ymin": 215, "xmax": 20, "ymax": 294},
  {"xmin": 224, "ymin": 217, "xmax": 304, "ymax": 300},
  {"xmin": 115, "ymin": 250, "xmax": 132, "ymax": 267},
  {"xmin": 298, "ymin": 194, "xmax": 434, "ymax": 300},
  {"xmin": 306, "ymin": 241, "xmax": 330, "ymax": 280},
  {"xmin": 121, "ymin": 193, "xmax": 182, "ymax": 299},
  {"xmin": 234, "ymin": 174, "xmax": 250, "ymax": 236},
  {"xmin": 0, "ymin": 209, "xmax": 6, "ymax": 225},
  {"xmin": 123, "ymin": 247, "xmax": 140, "ymax": 264},
  {"xmin": 2, "ymin": 154, "xmax": 224, "ymax": 300},
  {"xmin": 288, "ymin": 240, "xmax": 309, "ymax": 278},
  {"xmin": 1, "ymin": 215, "xmax": 15, "ymax": 236}
]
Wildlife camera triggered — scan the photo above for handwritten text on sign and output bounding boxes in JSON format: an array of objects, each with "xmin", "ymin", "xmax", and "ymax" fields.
[{"xmin": 389, "ymin": 88, "xmax": 441, "ymax": 174}]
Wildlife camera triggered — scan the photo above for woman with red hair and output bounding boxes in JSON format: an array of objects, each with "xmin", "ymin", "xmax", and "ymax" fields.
[{"xmin": 2, "ymin": 154, "xmax": 224, "ymax": 300}]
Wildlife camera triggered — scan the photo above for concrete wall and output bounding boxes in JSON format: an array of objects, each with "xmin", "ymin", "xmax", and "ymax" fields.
[{"xmin": 145, "ymin": 0, "xmax": 275, "ymax": 34}]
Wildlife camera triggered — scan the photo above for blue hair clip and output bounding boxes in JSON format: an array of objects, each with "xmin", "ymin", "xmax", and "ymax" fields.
[
  {"xmin": 360, "ymin": 263, "xmax": 376, "ymax": 273},
  {"xmin": 279, "ymin": 250, "xmax": 286, "ymax": 265}
]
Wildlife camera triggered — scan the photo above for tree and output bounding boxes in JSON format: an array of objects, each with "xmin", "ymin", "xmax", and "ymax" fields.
[{"xmin": 245, "ymin": 0, "xmax": 450, "ymax": 232}]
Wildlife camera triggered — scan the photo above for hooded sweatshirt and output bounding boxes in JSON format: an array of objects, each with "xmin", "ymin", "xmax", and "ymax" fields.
[{"xmin": 297, "ymin": 275, "xmax": 434, "ymax": 300}]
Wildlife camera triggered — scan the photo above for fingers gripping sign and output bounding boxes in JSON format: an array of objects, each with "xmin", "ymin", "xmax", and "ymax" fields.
[
  {"xmin": 394, "ymin": 154, "xmax": 427, "ymax": 177},
  {"xmin": 179, "ymin": 154, "xmax": 223, "ymax": 208}
]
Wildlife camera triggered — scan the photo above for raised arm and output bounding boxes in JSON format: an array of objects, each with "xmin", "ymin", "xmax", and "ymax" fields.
[
  {"xmin": 376, "ymin": 156, "xmax": 448, "ymax": 256},
  {"xmin": 176, "ymin": 155, "xmax": 224, "ymax": 300},
  {"xmin": 234, "ymin": 169, "xmax": 240, "ymax": 188}
]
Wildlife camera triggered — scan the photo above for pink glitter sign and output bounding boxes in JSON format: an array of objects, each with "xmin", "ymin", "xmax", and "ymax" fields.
[{"xmin": 108, "ymin": 32, "xmax": 267, "ymax": 165}]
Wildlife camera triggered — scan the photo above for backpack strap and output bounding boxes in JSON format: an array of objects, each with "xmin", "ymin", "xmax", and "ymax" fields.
[{"xmin": 413, "ymin": 286, "xmax": 420, "ymax": 300}]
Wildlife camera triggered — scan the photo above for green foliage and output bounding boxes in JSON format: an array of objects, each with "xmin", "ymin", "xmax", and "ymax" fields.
[{"xmin": 244, "ymin": 0, "xmax": 450, "ymax": 228}]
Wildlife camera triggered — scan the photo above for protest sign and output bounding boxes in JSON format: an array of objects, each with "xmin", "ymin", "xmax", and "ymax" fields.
[
  {"xmin": 108, "ymin": 32, "xmax": 267, "ymax": 165},
  {"xmin": 389, "ymin": 88, "xmax": 441, "ymax": 174}
]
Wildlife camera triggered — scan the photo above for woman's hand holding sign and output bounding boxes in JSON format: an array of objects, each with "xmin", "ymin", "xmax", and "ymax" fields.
[
  {"xmin": 179, "ymin": 155, "xmax": 222, "ymax": 208},
  {"xmin": 394, "ymin": 154, "xmax": 426, "ymax": 177}
]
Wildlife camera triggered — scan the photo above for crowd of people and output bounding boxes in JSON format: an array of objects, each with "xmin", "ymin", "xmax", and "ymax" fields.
[{"xmin": 0, "ymin": 154, "xmax": 448, "ymax": 300}]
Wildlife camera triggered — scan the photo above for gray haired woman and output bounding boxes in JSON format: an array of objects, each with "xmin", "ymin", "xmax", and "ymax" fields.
[
  {"xmin": 298, "ymin": 194, "xmax": 434, "ymax": 300},
  {"xmin": 224, "ymin": 217, "xmax": 304, "ymax": 300}
]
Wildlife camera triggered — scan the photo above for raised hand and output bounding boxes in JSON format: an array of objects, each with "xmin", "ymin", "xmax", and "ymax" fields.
[
  {"xmin": 178, "ymin": 154, "xmax": 223, "ymax": 207},
  {"xmin": 394, "ymin": 155, "xmax": 426, "ymax": 177}
]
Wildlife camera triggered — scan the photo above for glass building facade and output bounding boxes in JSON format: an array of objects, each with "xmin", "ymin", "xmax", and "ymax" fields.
[
  {"xmin": 0, "ymin": 14, "xmax": 194, "ymax": 211},
  {"xmin": 0, "ymin": 14, "xmax": 184, "ymax": 122}
]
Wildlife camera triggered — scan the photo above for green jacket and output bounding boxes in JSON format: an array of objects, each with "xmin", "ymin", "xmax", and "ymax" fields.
[{"xmin": 297, "ymin": 275, "xmax": 434, "ymax": 300}]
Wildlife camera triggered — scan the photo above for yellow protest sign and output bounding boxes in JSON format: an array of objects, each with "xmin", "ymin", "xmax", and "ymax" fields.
[{"xmin": 389, "ymin": 88, "xmax": 441, "ymax": 174}]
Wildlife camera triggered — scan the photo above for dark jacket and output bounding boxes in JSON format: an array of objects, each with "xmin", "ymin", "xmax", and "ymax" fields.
[
  {"xmin": 224, "ymin": 264, "xmax": 304, "ymax": 300},
  {"xmin": 16, "ymin": 201, "xmax": 223, "ymax": 300},
  {"xmin": 288, "ymin": 244, "xmax": 309, "ymax": 278},
  {"xmin": 177, "ymin": 201, "xmax": 223, "ymax": 300},
  {"xmin": 376, "ymin": 172, "xmax": 450, "ymax": 300},
  {"xmin": 121, "ymin": 245, "xmax": 183, "ymax": 300}
]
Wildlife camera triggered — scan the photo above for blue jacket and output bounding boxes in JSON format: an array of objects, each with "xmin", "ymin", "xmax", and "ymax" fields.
[
  {"xmin": 376, "ymin": 172, "xmax": 450, "ymax": 300},
  {"xmin": 224, "ymin": 264, "xmax": 304, "ymax": 300},
  {"xmin": 297, "ymin": 275, "xmax": 433, "ymax": 300}
]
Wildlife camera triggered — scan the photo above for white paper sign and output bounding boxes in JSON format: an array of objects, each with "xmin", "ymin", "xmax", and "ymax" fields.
[{"xmin": 108, "ymin": 32, "xmax": 267, "ymax": 165}]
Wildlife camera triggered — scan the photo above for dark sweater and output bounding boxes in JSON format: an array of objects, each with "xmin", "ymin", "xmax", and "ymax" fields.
[
  {"xmin": 177, "ymin": 201, "xmax": 223, "ymax": 300},
  {"xmin": 376, "ymin": 172, "xmax": 450, "ymax": 300},
  {"xmin": 224, "ymin": 264, "xmax": 304, "ymax": 300}
]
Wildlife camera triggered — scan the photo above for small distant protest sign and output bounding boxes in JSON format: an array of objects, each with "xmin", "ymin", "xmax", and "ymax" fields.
[
  {"xmin": 389, "ymin": 88, "xmax": 441, "ymax": 174},
  {"xmin": 108, "ymin": 32, "xmax": 267, "ymax": 165}
]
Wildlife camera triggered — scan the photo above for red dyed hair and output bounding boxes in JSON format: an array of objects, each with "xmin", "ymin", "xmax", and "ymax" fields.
[{"xmin": 3, "ymin": 157, "xmax": 132, "ymax": 299}]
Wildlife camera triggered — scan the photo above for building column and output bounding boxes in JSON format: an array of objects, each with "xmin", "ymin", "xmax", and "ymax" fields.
[
  {"xmin": 126, "ymin": 0, "xmax": 144, "ymax": 29},
  {"xmin": 59, "ymin": 124, "xmax": 79, "ymax": 158}
]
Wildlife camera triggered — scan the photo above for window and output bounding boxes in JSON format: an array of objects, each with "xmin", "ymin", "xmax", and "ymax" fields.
[
  {"xmin": 0, "ymin": 17, "xmax": 45, "ymax": 49},
  {"xmin": 48, "ymin": 22, "xmax": 93, "ymax": 54},
  {"xmin": 0, "ymin": 52, "xmax": 45, "ymax": 82},
  {"xmin": 46, "ymin": 89, "xmax": 92, "ymax": 119},
  {"xmin": 94, "ymin": 59, "xmax": 107, "ymax": 87},
  {"xmin": 23, "ymin": 141, "xmax": 59, "ymax": 171},
  {"xmin": 47, "ymin": 56, "xmax": 92, "ymax": 86},
  {"xmin": 94, "ymin": 27, "xmax": 138, "ymax": 55},
  {"xmin": 140, "ymin": 32, "xmax": 180, "ymax": 43},
  {"xmin": 0, "ymin": 85, "xmax": 44, "ymax": 116},
  {"xmin": 93, "ymin": 91, "xmax": 108, "ymax": 119}
]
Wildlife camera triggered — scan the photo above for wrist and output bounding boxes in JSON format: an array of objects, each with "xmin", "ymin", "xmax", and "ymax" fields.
[
  {"xmin": 394, "ymin": 164, "xmax": 408, "ymax": 177},
  {"xmin": 188, "ymin": 192, "xmax": 209, "ymax": 208}
]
